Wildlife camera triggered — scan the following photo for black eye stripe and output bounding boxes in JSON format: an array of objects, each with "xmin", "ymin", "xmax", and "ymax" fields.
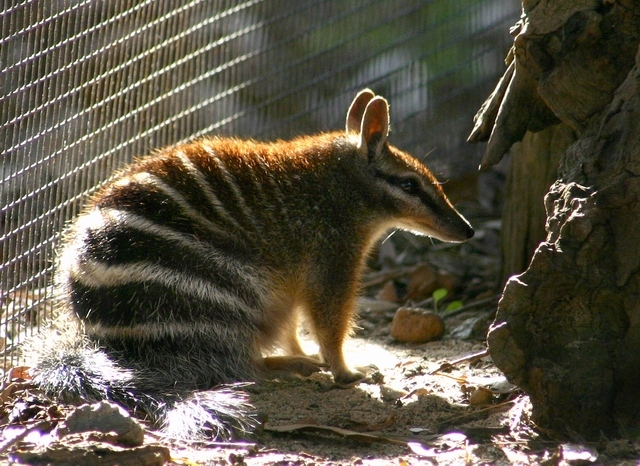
[
  {"xmin": 374, "ymin": 170, "xmax": 443, "ymax": 213},
  {"xmin": 377, "ymin": 173, "xmax": 422, "ymax": 195},
  {"xmin": 399, "ymin": 178, "xmax": 420, "ymax": 195}
]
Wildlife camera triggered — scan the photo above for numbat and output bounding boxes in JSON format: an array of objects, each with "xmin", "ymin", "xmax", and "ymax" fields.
[{"xmin": 30, "ymin": 90, "xmax": 473, "ymax": 439}]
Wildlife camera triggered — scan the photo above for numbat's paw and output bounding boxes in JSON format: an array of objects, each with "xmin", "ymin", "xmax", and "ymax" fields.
[
  {"xmin": 333, "ymin": 369, "xmax": 367, "ymax": 387},
  {"xmin": 263, "ymin": 355, "xmax": 328, "ymax": 377}
]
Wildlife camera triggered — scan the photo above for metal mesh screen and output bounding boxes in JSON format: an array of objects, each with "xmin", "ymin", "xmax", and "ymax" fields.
[{"xmin": 1, "ymin": 0, "xmax": 520, "ymax": 368}]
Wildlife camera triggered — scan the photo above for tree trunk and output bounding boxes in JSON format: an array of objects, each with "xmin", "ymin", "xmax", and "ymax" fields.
[
  {"xmin": 469, "ymin": 0, "xmax": 640, "ymax": 438},
  {"xmin": 500, "ymin": 124, "xmax": 574, "ymax": 284}
]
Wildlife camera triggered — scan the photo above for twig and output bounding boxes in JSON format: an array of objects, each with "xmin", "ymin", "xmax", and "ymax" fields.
[
  {"xmin": 429, "ymin": 349, "xmax": 490, "ymax": 375},
  {"xmin": 449, "ymin": 349, "xmax": 490, "ymax": 366},
  {"xmin": 361, "ymin": 266, "xmax": 417, "ymax": 288},
  {"xmin": 265, "ymin": 422, "xmax": 438, "ymax": 446},
  {"xmin": 435, "ymin": 399, "xmax": 516, "ymax": 427},
  {"xmin": 413, "ymin": 297, "xmax": 434, "ymax": 308},
  {"xmin": 441, "ymin": 295, "xmax": 499, "ymax": 318}
]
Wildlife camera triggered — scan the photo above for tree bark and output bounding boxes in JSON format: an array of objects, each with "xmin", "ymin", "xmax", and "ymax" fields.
[
  {"xmin": 469, "ymin": 0, "xmax": 640, "ymax": 438},
  {"xmin": 500, "ymin": 124, "xmax": 574, "ymax": 283}
]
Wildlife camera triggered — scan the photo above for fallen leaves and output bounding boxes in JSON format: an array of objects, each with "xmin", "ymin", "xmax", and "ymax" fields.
[{"xmin": 264, "ymin": 421, "xmax": 512, "ymax": 463}]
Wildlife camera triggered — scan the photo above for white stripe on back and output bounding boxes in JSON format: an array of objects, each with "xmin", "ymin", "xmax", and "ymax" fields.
[
  {"xmin": 65, "ymin": 208, "xmax": 266, "ymax": 297},
  {"xmin": 71, "ymin": 259, "xmax": 253, "ymax": 314},
  {"xmin": 174, "ymin": 150, "xmax": 246, "ymax": 233},
  {"xmin": 86, "ymin": 320, "xmax": 257, "ymax": 342},
  {"xmin": 200, "ymin": 143, "xmax": 260, "ymax": 231},
  {"xmin": 127, "ymin": 171, "xmax": 235, "ymax": 240}
]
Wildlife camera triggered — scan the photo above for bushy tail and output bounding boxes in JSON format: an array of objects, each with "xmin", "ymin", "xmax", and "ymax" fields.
[
  {"xmin": 162, "ymin": 388, "xmax": 256, "ymax": 439},
  {"xmin": 25, "ymin": 325, "xmax": 257, "ymax": 440}
]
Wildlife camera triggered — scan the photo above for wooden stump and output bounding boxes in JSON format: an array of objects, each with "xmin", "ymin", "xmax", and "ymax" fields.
[{"xmin": 469, "ymin": 0, "xmax": 640, "ymax": 438}]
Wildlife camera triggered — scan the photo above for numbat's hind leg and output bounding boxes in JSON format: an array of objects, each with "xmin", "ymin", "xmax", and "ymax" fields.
[{"xmin": 263, "ymin": 355, "xmax": 327, "ymax": 377}]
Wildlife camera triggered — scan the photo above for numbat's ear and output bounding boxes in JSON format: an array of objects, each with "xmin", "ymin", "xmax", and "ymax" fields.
[
  {"xmin": 359, "ymin": 96, "xmax": 389, "ymax": 157},
  {"xmin": 346, "ymin": 89, "xmax": 376, "ymax": 133}
]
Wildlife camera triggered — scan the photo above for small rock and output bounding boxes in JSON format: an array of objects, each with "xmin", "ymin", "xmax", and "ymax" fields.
[
  {"xmin": 11, "ymin": 442, "xmax": 170, "ymax": 466},
  {"xmin": 449, "ymin": 312, "xmax": 492, "ymax": 340},
  {"xmin": 380, "ymin": 385, "xmax": 408, "ymax": 401},
  {"xmin": 468, "ymin": 387, "xmax": 493, "ymax": 405},
  {"xmin": 390, "ymin": 308, "xmax": 445, "ymax": 343},
  {"xmin": 56, "ymin": 401, "xmax": 144, "ymax": 447}
]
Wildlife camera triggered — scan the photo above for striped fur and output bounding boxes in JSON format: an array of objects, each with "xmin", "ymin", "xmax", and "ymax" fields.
[{"xmin": 30, "ymin": 90, "xmax": 473, "ymax": 439}]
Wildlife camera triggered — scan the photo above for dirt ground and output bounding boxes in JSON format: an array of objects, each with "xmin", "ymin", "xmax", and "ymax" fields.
[
  {"xmin": 2, "ymin": 177, "xmax": 640, "ymax": 465},
  {"xmin": 242, "ymin": 336, "xmax": 512, "ymax": 465}
]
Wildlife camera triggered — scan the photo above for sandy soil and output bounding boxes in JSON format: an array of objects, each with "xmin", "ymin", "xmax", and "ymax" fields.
[{"xmin": 3, "ymin": 191, "xmax": 640, "ymax": 465}]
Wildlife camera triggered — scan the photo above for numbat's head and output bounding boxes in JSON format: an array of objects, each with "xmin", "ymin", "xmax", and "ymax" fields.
[{"xmin": 344, "ymin": 89, "xmax": 474, "ymax": 243}]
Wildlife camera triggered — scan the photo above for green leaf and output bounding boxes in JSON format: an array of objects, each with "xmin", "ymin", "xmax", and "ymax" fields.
[
  {"xmin": 445, "ymin": 301, "xmax": 463, "ymax": 312},
  {"xmin": 432, "ymin": 288, "xmax": 448, "ymax": 303}
]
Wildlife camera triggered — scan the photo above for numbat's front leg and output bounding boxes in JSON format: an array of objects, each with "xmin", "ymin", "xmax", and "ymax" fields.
[{"xmin": 307, "ymin": 292, "xmax": 366, "ymax": 386}]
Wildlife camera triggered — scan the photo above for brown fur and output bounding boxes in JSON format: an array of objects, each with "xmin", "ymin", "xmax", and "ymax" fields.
[{"xmin": 31, "ymin": 90, "xmax": 473, "ymax": 439}]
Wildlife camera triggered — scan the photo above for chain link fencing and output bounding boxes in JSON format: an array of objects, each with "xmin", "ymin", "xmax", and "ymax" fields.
[{"xmin": 0, "ymin": 0, "xmax": 520, "ymax": 369}]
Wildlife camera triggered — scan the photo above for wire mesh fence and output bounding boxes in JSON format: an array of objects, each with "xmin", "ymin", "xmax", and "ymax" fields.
[{"xmin": 0, "ymin": 0, "xmax": 520, "ymax": 369}]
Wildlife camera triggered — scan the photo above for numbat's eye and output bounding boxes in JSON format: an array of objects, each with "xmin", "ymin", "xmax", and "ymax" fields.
[{"xmin": 400, "ymin": 178, "xmax": 420, "ymax": 195}]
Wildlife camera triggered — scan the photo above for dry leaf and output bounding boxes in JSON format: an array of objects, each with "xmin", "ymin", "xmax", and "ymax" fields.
[
  {"xmin": 465, "ymin": 375, "xmax": 517, "ymax": 394},
  {"xmin": 403, "ymin": 387, "xmax": 431, "ymax": 399},
  {"xmin": 265, "ymin": 423, "xmax": 407, "ymax": 445},
  {"xmin": 8, "ymin": 366, "xmax": 32, "ymax": 381},
  {"xmin": 380, "ymin": 386, "xmax": 408, "ymax": 402},
  {"xmin": 347, "ymin": 413, "xmax": 397, "ymax": 432},
  {"xmin": 376, "ymin": 281, "xmax": 399, "ymax": 302}
]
